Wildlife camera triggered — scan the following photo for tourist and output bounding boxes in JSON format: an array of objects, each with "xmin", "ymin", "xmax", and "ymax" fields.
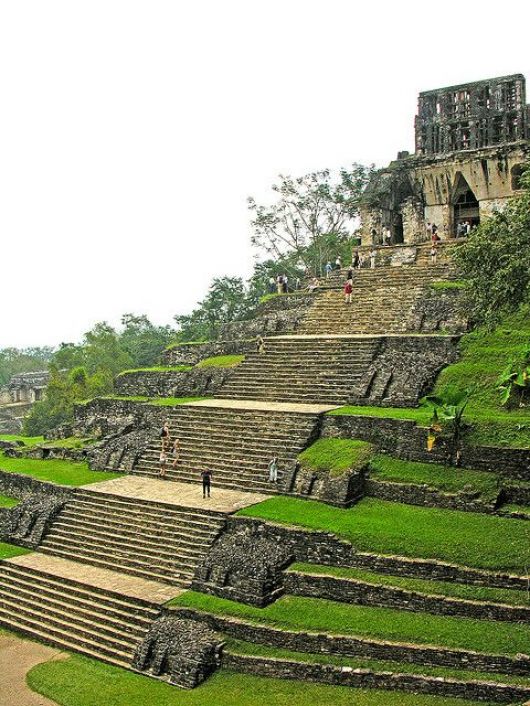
[
  {"xmin": 295, "ymin": 277, "xmax": 301, "ymax": 291},
  {"xmin": 335, "ymin": 255, "xmax": 342, "ymax": 270},
  {"xmin": 325, "ymin": 261, "xmax": 333, "ymax": 278},
  {"xmin": 426, "ymin": 222, "xmax": 433, "ymax": 239},
  {"xmin": 430, "ymin": 242, "xmax": 437, "ymax": 265},
  {"xmin": 344, "ymin": 280, "xmax": 353, "ymax": 304},
  {"xmin": 268, "ymin": 276, "xmax": 276, "ymax": 294},
  {"xmin": 352, "ymin": 250, "xmax": 360, "ymax": 269},
  {"xmin": 283, "ymin": 275, "xmax": 289, "ymax": 293},
  {"xmin": 201, "ymin": 469, "xmax": 213, "ymax": 498},
  {"xmin": 346, "ymin": 265, "xmax": 354, "ymax": 283},
  {"xmin": 369, "ymin": 248, "xmax": 377, "ymax": 269},
  {"xmin": 171, "ymin": 438, "xmax": 180, "ymax": 469},
  {"xmin": 370, "ymin": 227, "xmax": 378, "ymax": 245},
  {"xmin": 307, "ymin": 277, "xmax": 319, "ymax": 292},
  {"xmin": 384, "ymin": 227, "xmax": 392, "ymax": 246},
  {"xmin": 268, "ymin": 456, "xmax": 279, "ymax": 483},
  {"xmin": 159, "ymin": 449, "xmax": 168, "ymax": 478},
  {"xmin": 276, "ymin": 275, "xmax": 284, "ymax": 294},
  {"xmin": 465, "ymin": 220, "xmax": 472, "ymax": 236},
  {"xmin": 431, "ymin": 223, "xmax": 439, "ymax": 243},
  {"xmin": 256, "ymin": 335, "xmax": 265, "ymax": 354},
  {"xmin": 358, "ymin": 252, "xmax": 365, "ymax": 269},
  {"xmin": 160, "ymin": 421, "xmax": 171, "ymax": 451}
]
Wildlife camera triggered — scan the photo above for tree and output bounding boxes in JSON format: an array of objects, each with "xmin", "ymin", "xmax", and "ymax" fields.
[
  {"xmin": 248, "ymin": 164, "xmax": 372, "ymax": 275},
  {"xmin": 453, "ymin": 165, "xmax": 530, "ymax": 326},
  {"xmin": 174, "ymin": 277, "xmax": 254, "ymax": 343},
  {"xmin": 423, "ymin": 385, "xmax": 473, "ymax": 465},
  {"xmin": 120, "ymin": 314, "xmax": 174, "ymax": 367},
  {"xmin": 0, "ymin": 347, "xmax": 53, "ymax": 387}
]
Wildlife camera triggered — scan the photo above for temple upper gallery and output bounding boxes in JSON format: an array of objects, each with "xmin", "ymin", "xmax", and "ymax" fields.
[{"xmin": 360, "ymin": 73, "xmax": 530, "ymax": 245}]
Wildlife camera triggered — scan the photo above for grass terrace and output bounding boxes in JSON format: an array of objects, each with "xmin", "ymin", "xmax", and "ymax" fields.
[
  {"xmin": 0, "ymin": 494, "xmax": 20, "ymax": 509},
  {"xmin": 368, "ymin": 455, "xmax": 500, "ymax": 500},
  {"xmin": 0, "ymin": 541, "xmax": 31, "ymax": 560},
  {"xmin": 0, "ymin": 453, "xmax": 122, "ymax": 486},
  {"xmin": 289, "ymin": 563, "xmax": 530, "ymax": 606},
  {"xmin": 299, "ymin": 439, "xmax": 373, "ymax": 476},
  {"xmin": 26, "ymin": 653, "xmax": 490, "ymax": 706},
  {"xmin": 226, "ymin": 639, "xmax": 530, "ymax": 687},
  {"xmin": 0, "ymin": 435, "xmax": 96, "ymax": 449},
  {"xmin": 195, "ymin": 355, "xmax": 245, "ymax": 368},
  {"xmin": 171, "ymin": 592, "xmax": 530, "ymax": 656},
  {"xmin": 237, "ymin": 497, "xmax": 530, "ymax": 574}
]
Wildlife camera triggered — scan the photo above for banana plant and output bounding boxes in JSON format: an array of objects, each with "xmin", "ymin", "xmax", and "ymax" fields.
[
  {"xmin": 497, "ymin": 346, "xmax": 530, "ymax": 408},
  {"xmin": 422, "ymin": 385, "xmax": 473, "ymax": 465}
]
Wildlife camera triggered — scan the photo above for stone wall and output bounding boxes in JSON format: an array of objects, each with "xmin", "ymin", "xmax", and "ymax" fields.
[
  {"xmin": 284, "ymin": 570, "xmax": 529, "ymax": 623},
  {"xmin": 220, "ymin": 294, "xmax": 314, "ymax": 340},
  {"xmin": 223, "ymin": 652, "xmax": 530, "ymax": 704},
  {"xmin": 174, "ymin": 606, "xmax": 529, "ymax": 675},
  {"xmin": 322, "ymin": 414, "xmax": 530, "ymax": 482},
  {"xmin": 164, "ymin": 340, "xmax": 256, "ymax": 367},
  {"xmin": 73, "ymin": 398, "xmax": 165, "ymax": 437},
  {"xmin": 407, "ymin": 288, "xmax": 468, "ymax": 334},
  {"xmin": 114, "ymin": 367, "xmax": 235, "ymax": 398},
  {"xmin": 356, "ymin": 336, "xmax": 460, "ymax": 406},
  {"xmin": 196, "ymin": 516, "xmax": 527, "ymax": 594}
]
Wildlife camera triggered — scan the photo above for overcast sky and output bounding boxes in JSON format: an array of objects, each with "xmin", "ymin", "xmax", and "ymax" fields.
[{"xmin": 1, "ymin": 0, "xmax": 529, "ymax": 348}]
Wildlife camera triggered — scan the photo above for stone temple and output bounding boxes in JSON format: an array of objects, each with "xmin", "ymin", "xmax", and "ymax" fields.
[{"xmin": 360, "ymin": 73, "xmax": 530, "ymax": 245}]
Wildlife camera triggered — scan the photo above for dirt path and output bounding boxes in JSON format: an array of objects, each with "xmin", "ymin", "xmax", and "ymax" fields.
[{"xmin": 0, "ymin": 633, "xmax": 66, "ymax": 706}]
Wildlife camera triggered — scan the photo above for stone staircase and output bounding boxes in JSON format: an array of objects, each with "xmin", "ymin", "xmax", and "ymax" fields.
[
  {"xmin": 0, "ymin": 558, "xmax": 160, "ymax": 667},
  {"xmin": 38, "ymin": 489, "xmax": 226, "ymax": 587},
  {"xmin": 216, "ymin": 336, "xmax": 381, "ymax": 404},
  {"xmin": 300, "ymin": 265, "xmax": 455, "ymax": 335},
  {"xmin": 134, "ymin": 404, "xmax": 321, "ymax": 492}
]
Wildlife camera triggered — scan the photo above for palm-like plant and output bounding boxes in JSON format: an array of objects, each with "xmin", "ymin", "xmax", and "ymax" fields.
[{"xmin": 423, "ymin": 385, "xmax": 473, "ymax": 465}]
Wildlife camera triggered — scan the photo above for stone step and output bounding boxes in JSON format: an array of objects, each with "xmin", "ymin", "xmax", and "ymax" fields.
[
  {"xmin": 140, "ymin": 453, "xmax": 296, "ymax": 477},
  {"xmin": 133, "ymin": 468, "xmax": 274, "ymax": 494},
  {"xmin": 147, "ymin": 430, "xmax": 306, "ymax": 451},
  {"xmin": 55, "ymin": 512, "xmax": 219, "ymax": 546},
  {"xmin": 44, "ymin": 524, "xmax": 209, "ymax": 563},
  {"xmin": 0, "ymin": 574, "xmax": 152, "ymax": 630},
  {"xmin": 137, "ymin": 463, "xmax": 277, "ymax": 490},
  {"xmin": 38, "ymin": 545, "xmax": 193, "ymax": 586},
  {"xmin": 0, "ymin": 609, "xmax": 135, "ymax": 667},
  {"xmin": 143, "ymin": 444, "xmax": 304, "ymax": 465}
]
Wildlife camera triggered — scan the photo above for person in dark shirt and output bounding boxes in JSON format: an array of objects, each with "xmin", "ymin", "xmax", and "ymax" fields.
[{"xmin": 201, "ymin": 469, "xmax": 212, "ymax": 498}]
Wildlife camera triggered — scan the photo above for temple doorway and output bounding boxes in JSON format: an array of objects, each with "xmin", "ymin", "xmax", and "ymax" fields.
[{"xmin": 452, "ymin": 173, "xmax": 480, "ymax": 236}]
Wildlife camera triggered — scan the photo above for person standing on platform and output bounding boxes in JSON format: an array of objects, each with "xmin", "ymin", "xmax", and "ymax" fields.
[
  {"xmin": 268, "ymin": 456, "xmax": 279, "ymax": 483},
  {"xmin": 201, "ymin": 469, "xmax": 213, "ymax": 498}
]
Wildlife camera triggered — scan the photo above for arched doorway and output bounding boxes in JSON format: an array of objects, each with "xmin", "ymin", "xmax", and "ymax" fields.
[{"xmin": 452, "ymin": 173, "xmax": 480, "ymax": 236}]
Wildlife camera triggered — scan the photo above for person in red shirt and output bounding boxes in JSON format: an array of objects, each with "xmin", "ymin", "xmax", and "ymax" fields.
[{"xmin": 344, "ymin": 280, "xmax": 353, "ymax": 304}]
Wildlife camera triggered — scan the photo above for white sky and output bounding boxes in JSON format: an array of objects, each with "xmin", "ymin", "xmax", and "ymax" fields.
[{"xmin": 1, "ymin": 0, "xmax": 529, "ymax": 348}]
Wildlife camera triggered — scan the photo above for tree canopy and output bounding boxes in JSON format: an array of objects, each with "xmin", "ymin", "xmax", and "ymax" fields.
[{"xmin": 454, "ymin": 165, "xmax": 530, "ymax": 326}]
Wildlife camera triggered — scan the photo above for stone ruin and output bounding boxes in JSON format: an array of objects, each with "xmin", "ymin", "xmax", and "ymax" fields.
[{"xmin": 360, "ymin": 74, "xmax": 530, "ymax": 245}]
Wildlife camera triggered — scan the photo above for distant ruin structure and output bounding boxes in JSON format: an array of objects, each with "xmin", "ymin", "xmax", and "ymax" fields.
[
  {"xmin": 360, "ymin": 74, "xmax": 530, "ymax": 245},
  {"xmin": 0, "ymin": 371, "xmax": 49, "ymax": 433}
]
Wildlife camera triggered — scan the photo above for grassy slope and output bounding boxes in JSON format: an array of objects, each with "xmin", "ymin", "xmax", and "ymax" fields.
[
  {"xmin": 289, "ymin": 563, "xmax": 529, "ymax": 606},
  {"xmin": 117, "ymin": 365, "xmax": 192, "ymax": 375},
  {"xmin": 171, "ymin": 592, "xmax": 530, "ymax": 656},
  {"xmin": 26, "ymin": 655, "xmax": 489, "ymax": 706},
  {"xmin": 0, "ymin": 494, "xmax": 19, "ymax": 508},
  {"xmin": 196, "ymin": 355, "xmax": 245, "ymax": 368},
  {"xmin": 0, "ymin": 542, "xmax": 30, "ymax": 559},
  {"xmin": 369, "ymin": 455, "xmax": 499, "ymax": 499},
  {"xmin": 226, "ymin": 639, "xmax": 530, "ymax": 687},
  {"xmin": 299, "ymin": 439, "xmax": 373, "ymax": 476},
  {"xmin": 0, "ymin": 434, "xmax": 45, "ymax": 446},
  {"xmin": 0, "ymin": 453, "xmax": 122, "ymax": 486},
  {"xmin": 238, "ymin": 497, "xmax": 530, "ymax": 574}
]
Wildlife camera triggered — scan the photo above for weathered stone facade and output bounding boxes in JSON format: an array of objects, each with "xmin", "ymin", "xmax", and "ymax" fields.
[
  {"xmin": 220, "ymin": 293, "xmax": 314, "ymax": 340},
  {"xmin": 115, "ymin": 366, "xmax": 235, "ymax": 398},
  {"xmin": 361, "ymin": 74, "xmax": 530, "ymax": 245}
]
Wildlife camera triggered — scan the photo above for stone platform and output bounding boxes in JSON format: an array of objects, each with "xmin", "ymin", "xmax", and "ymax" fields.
[
  {"xmin": 82, "ymin": 476, "xmax": 268, "ymax": 514},
  {"xmin": 6, "ymin": 553, "xmax": 178, "ymax": 603},
  {"xmin": 185, "ymin": 397, "xmax": 338, "ymax": 415}
]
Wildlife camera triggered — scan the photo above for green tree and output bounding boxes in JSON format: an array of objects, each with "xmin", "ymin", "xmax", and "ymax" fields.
[
  {"xmin": 120, "ymin": 313, "xmax": 173, "ymax": 367},
  {"xmin": 453, "ymin": 165, "xmax": 530, "ymax": 326},
  {"xmin": 248, "ymin": 164, "xmax": 372, "ymax": 274},
  {"xmin": 0, "ymin": 347, "xmax": 53, "ymax": 387}
]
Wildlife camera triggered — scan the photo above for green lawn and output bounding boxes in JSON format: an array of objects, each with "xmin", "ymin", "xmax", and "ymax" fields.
[
  {"xmin": 195, "ymin": 355, "xmax": 245, "ymax": 368},
  {"xmin": 149, "ymin": 396, "xmax": 206, "ymax": 407},
  {"xmin": 299, "ymin": 439, "xmax": 373, "ymax": 476},
  {"xmin": 117, "ymin": 365, "xmax": 192, "ymax": 375},
  {"xmin": 171, "ymin": 592, "xmax": 530, "ymax": 656},
  {"xmin": 0, "ymin": 494, "xmax": 20, "ymax": 509},
  {"xmin": 369, "ymin": 455, "xmax": 500, "ymax": 500},
  {"xmin": 26, "ymin": 653, "xmax": 493, "ymax": 706},
  {"xmin": 0, "ymin": 541, "xmax": 31, "ymax": 559},
  {"xmin": 0, "ymin": 434, "xmax": 45, "ymax": 447},
  {"xmin": 328, "ymin": 405, "xmax": 430, "ymax": 422},
  {"xmin": 226, "ymin": 638, "xmax": 530, "ymax": 687},
  {"xmin": 0, "ymin": 453, "xmax": 122, "ymax": 486},
  {"xmin": 289, "ymin": 563, "xmax": 529, "ymax": 606},
  {"xmin": 238, "ymin": 497, "xmax": 530, "ymax": 574}
]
